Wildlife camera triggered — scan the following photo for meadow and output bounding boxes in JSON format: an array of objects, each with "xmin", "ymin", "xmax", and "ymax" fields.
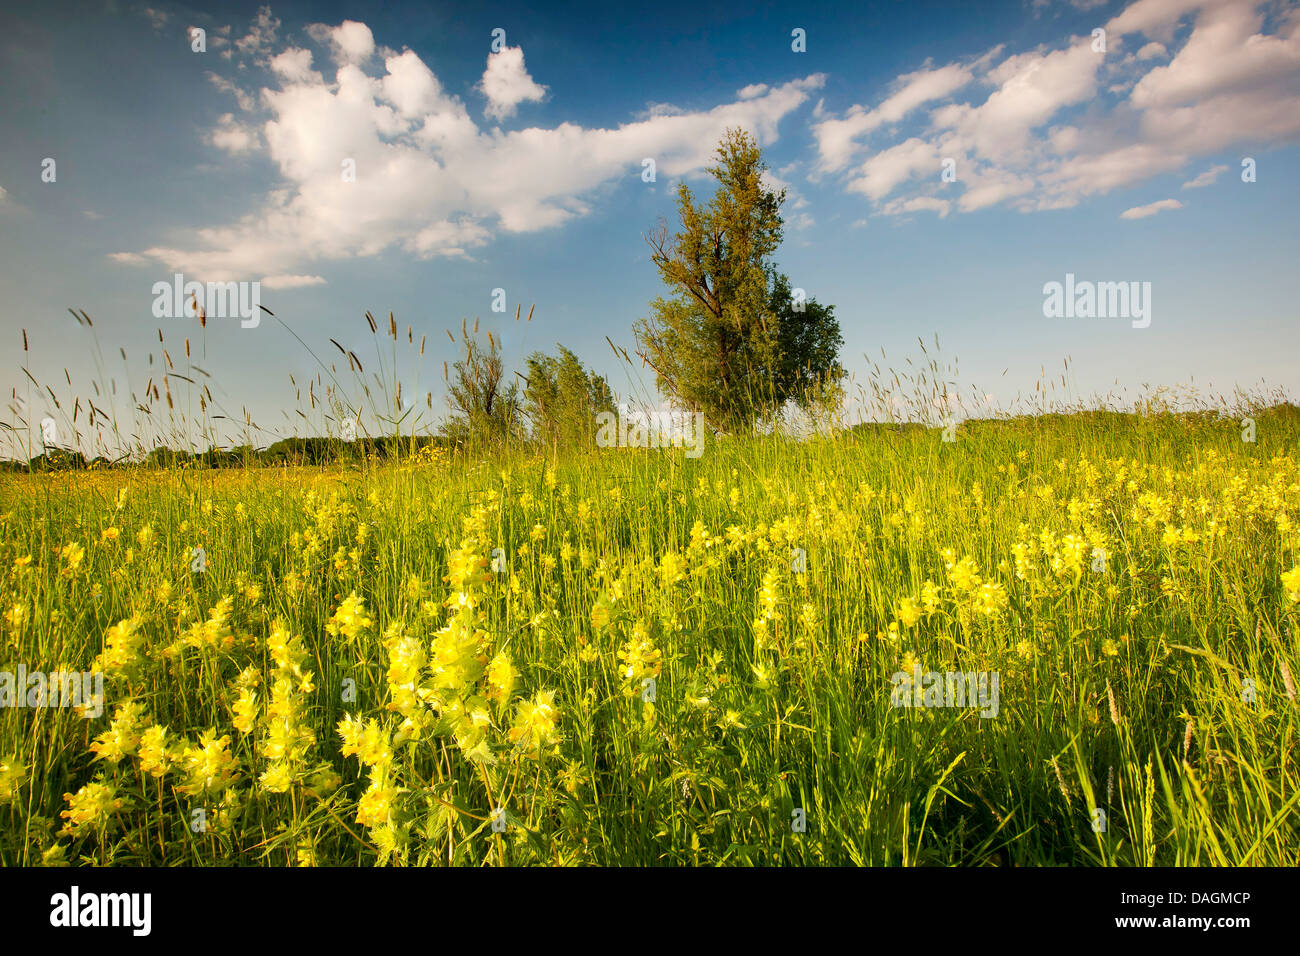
[{"xmin": 1, "ymin": 405, "xmax": 1298, "ymax": 866}]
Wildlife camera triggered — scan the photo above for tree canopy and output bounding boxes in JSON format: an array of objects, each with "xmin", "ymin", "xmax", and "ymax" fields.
[
  {"xmin": 634, "ymin": 128, "xmax": 843, "ymax": 431},
  {"xmin": 522, "ymin": 345, "xmax": 617, "ymax": 448}
]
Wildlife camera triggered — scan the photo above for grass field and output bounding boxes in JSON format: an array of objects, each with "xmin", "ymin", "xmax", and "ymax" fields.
[{"xmin": 2, "ymin": 406, "xmax": 1298, "ymax": 866}]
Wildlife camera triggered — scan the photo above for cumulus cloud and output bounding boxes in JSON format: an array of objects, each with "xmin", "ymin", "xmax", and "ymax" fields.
[
  {"xmin": 478, "ymin": 47, "xmax": 548, "ymax": 121},
  {"xmin": 123, "ymin": 13, "xmax": 825, "ymax": 281},
  {"xmin": 306, "ymin": 20, "xmax": 374, "ymax": 65},
  {"xmin": 813, "ymin": 62, "xmax": 973, "ymax": 174},
  {"xmin": 810, "ymin": 0, "xmax": 1300, "ymax": 219},
  {"xmin": 1120, "ymin": 197, "xmax": 1183, "ymax": 218},
  {"xmin": 269, "ymin": 48, "xmax": 319, "ymax": 85}
]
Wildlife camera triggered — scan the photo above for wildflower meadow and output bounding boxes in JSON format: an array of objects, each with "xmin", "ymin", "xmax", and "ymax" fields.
[{"xmin": 3, "ymin": 401, "xmax": 1298, "ymax": 866}]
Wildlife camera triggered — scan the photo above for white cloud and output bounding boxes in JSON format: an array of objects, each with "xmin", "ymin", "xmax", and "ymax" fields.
[
  {"xmin": 235, "ymin": 5, "xmax": 280, "ymax": 61},
  {"xmin": 107, "ymin": 252, "xmax": 148, "ymax": 265},
  {"xmin": 812, "ymin": 62, "xmax": 973, "ymax": 173},
  {"xmin": 956, "ymin": 168, "xmax": 1035, "ymax": 211},
  {"xmin": 269, "ymin": 48, "xmax": 319, "ymax": 85},
  {"xmin": 847, "ymin": 137, "xmax": 941, "ymax": 199},
  {"xmin": 1120, "ymin": 197, "xmax": 1183, "ymax": 218},
  {"xmin": 880, "ymin": 196, "xmax": 951, "ymax": 218},
  {"xmin": 478, "ymin": 46, "xmax": 548, "ymax": 121},
  {"xmin": 1182, "ymin": 163, "xmax": 1227, "ymax": 187},
  {"xmin": 306, "ymin": 20, "xmax": 374, "ymax": 65},
  {"xmin": 260, "ymin": 273, "xmax": 327, "ymax": 289},
  {"xmin": 128, "ymin": 14, "xmax": 826, "ymax": 280},
  {"xmin": 210, "ymin": 113, "xmax": 259, "ymax": 154},
  {"xmin": 208, "ymin": 72, "xmax": 257, "ymax": 111},
  {"xmin": 943, "ymin": 42, "xmax": 1102, "ymax": 164},
  {"xmin": 810, "ymin": 0, "xmax": 1300, "ymax": 218}
]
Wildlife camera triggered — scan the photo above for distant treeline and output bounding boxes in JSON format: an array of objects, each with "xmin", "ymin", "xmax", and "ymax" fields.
[
  {"xmin": 1, "ymin": 434, "xmax": 456, "ymax": 473},
  {"xmin": 5, "ymin": 404, "xmax": 1297, "ymax": 474}
]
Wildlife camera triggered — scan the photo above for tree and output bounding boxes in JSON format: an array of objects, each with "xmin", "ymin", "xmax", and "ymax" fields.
[
  {"xmin": 768, "ymin": 271, "xmax": 845, "ymax": 417},
  {"xmin": 522, "ymin": 345, "xmax": 616, "ymax": 449},
  {"xmin": 441, "ymin": 326, "xmax": 522, "ymax": 447},
  {"xmin": 634, "ymin": 128, "xmax": 843, "ymax": 431}
]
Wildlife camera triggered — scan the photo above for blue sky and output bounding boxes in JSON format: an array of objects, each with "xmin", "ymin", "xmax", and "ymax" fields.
[{"xmin": 2, "ymin": 0, "xmax": 1298, "ymax": 456}]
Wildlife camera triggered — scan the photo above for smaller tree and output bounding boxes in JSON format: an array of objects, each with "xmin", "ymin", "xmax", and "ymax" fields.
[
  {"xmin": 768, "ymin": 271, "xmax": 845, "ymax": 412},
  {"xmin": 522, "ymin": 345, "xmax": 617, "ymax": 448},
  {"xmin": 441, "ymin": 327, "xmax": 522, "ymax": 447}
]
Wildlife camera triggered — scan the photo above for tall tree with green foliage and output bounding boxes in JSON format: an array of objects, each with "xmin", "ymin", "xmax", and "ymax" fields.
[
  {"xmin": 634, "ymin": 128, "xmax": 843, "ymax": 431},
  {"xmin": 522, "ymin": 345, "xmax": 617, "ymax": 448}
]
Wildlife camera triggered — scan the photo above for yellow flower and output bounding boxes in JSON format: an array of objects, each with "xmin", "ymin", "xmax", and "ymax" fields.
[
  {"xmin": 59, "ymin": 780, "xmax": 126, "ymax": 837},
  {"xmin": 944, "ymin": 554, "xmax": 981, "ymax": 592},
  {"xmin": 920, "ymin": 580, "xmax": 941, "ymax": 613},
  {"xmin": 259, "ymin": 762, "xmax": 294, "ymax": 794},
  {"xmin": 757, "ymin": 567, "xmax": 782, "ymax": 621},
  {"xmin": 508, "ymin": 689, "xmax": 561, "ymax": 758},
  {"xmin": 617, "ymin": 623, "xmax": 662, "ymax": 692},
  {"xmin": 231, "ymin": 688, "xmax": 258, "ymax": 734},
  {"xmin": 486, "ymin": 651, "xmax": 519, "ymax": 705},
  {"xmin": 1282, "ymin": 566, "xmax": 1300, "ymax": 603},
  {"xmin": 356, "ymin": 780, "xmax": 396, "ymax": 829},
  {"xmin": 0, "ymin": 755, "xmax": 28, "ymax": 804},
  {"xmin": 136, "ymin": 725, "xmax": 175, "ymax": 778},
  {"xmin": 659, "ymin": 550, "xmax": 686, "ymax": 587},
  {"xmin": 178, "ymin": 730, "xmax": 240, "ymax": 796},
  {"xmin": 95, "ymin": 614, "xmax": 146, "ymax": 675},
  {"xmin": 971, "ymin": 581, "xmax": 1008, "ymax": 619},
  {"xmin": 326, "ymin": 592, "xmax": 373, "ymax": 641},
  {"xmin": 89, "ymin": 700, "xmax": 147, "ymax": 764},
  {"xmin": 896, "ymin": 597, "xmax": 923, "ymax": 627},
  {"xmin": 338, "ymin": 715, "xmax": 392, "ymax": 768},
  {"xmin": 59, "ymin": 542, "xmax": 85, "ymax": 575},
  {"xmin": 445, "ymin": 539, "xmax": 491, "ymax": 599}
]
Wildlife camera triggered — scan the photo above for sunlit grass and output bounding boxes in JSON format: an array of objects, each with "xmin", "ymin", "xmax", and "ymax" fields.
[{"xmin": 1, "ymin": 406, "xmax": 1298, "ymax": 865}]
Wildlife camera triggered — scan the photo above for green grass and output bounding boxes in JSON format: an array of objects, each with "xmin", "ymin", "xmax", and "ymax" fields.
[{"xmin": 1, "ymin": 406, "xmax": 1297, "ymax": 865}]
